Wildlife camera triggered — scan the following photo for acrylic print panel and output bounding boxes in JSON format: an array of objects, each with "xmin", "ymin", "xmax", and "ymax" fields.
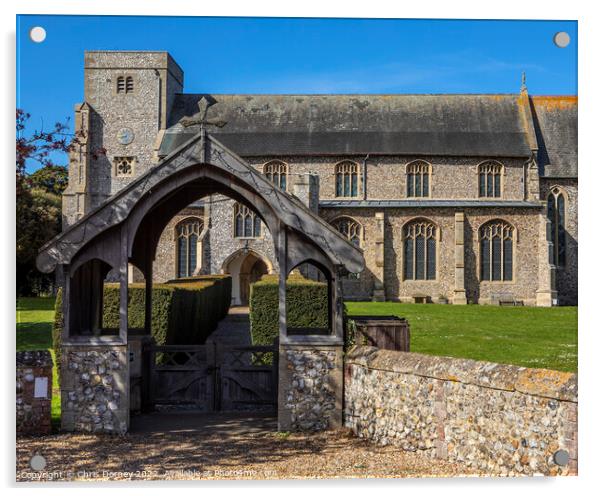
[{"xmin": 16, "ymin": 15, "xmax": 577, "ymax": 482}]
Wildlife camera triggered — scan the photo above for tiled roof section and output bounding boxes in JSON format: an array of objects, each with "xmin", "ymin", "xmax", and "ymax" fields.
[
  {"xmin": 319, "ymin": 200, "xmax": 543, "ymax": 208},
  {"xmin": 161, "ymin": 94, "xmax": 533, "ymax": 158},
  {"xmin": 531, "ymin": 96, "xmax": 578, "ymax": 178}
]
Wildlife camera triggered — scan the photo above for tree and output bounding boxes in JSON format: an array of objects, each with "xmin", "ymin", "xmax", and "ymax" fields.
[
  {"xmin": 16, "ymin": 109, "xmax": 106, "ymax": 295},
  {"xmin": 16, "ymin": 110, "xmax": 75, "ymax": 295},
  {"xmin": 29, "ymin": 165, "xmax": 69, "ymax": 195}
]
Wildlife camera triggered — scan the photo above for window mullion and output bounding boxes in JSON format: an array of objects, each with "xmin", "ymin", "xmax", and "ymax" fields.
[{"xmin": 489, "ymin": 238, "xmax": 493, "ymax": 281}]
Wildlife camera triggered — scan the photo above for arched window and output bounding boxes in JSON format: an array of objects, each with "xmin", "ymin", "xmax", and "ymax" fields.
[
  {"xmin": 116, "ymin": 76, "xmax": 125, "ymax": 93},
  {"xmin": 333, "ymin": 217, "xmax": 363, "ymax": 280},
  {"xmin": 335, "ymin": 161, "xmax": 359, "ymax": 197},
  {"xmin": 234, "ymin": 202, "xmax": 261, "ymax": 238},
  {"xmin": 176, "ymin": 218, "xmax": 202, "ymax": 278},
  {"xmin": 264, "ymin": 161, "xmax": 287, "ymax": 190},
  {"xmin": 547, "ymin": 187, "xmax": 566, "ymax": 267},
  {"xmin": 406, "ymin": 161, "xmax": 431, "ymax": 197},
  {"xmin": 125, "ymin": 76, "xmax": 134, "ymax": 93},
  {"xmin": 332, "ymin": 217, "xmax": 362, "ymax": 247},
  {"xmin": 403, "ymin": 219, "xmax": 437, "ymax": 280},
  {"xmin": 479, "ymin": 220, "xmax": 514, "ymax": 281},
  {"xmin": 478, "ymin": 162, "xmax": 503, "ymax": 198}
]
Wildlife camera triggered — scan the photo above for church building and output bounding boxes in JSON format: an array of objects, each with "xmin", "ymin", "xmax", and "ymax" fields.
[{"xmin": 62, "ymin": 51, "xmax": 577, "ymax": 306}]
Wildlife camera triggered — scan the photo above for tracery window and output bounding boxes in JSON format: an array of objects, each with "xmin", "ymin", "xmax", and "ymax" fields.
[
  {"xmin": 333, "ymin": 217, "xmax": 362, "ymax": 248},
  {"xmin": 114, "ymin": 156, "xmax": 135, "ymax": 177},
  {"xmin": 479, "ymin": 220, "xmax": 514, "ymax": 281},
  {"xmin": 406, "ymin": 161, "xmax": 431, "ymax": 197},
  {"xmin": 547, "ymin": 187, "xmax": 566, "ymax": 267},
  {"xmin": 403, "ymin": 219, "xmax": 437, "ymax": 280},
  {"xmin": 478, "ymin": 162, "xmax": 503, "ymax": 198},
  {"xmin": 264, "ymin": 161, "xmax": 287, "ymax": 190},
  {"xmin": 234, "ymin": 202, "xmax": 261, "ymax": 238},
  {"xmin": 335, "ymin": 161, "xmax": 359, "ymax": 197},
  {"xmin": 176, "ymin": 218, "xmax": 202, "ymax": 278},
  {"xmin": 333, "ymin": 217, "xmax": 362, "ymax": 279}
]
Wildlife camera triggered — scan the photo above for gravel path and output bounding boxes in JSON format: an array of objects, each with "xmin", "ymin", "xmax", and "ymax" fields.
[{"xmin": 17, "ymin": 427, "xmax": 481, "ymax": 481}]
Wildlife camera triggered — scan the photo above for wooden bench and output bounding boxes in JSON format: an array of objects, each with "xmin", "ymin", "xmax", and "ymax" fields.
[{"xmin": 492, "ymin": 293, "xmax": 524, "ymax": 306}]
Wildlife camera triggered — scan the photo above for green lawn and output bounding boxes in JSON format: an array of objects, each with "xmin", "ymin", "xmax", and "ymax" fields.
[
  {"xmin": 16, "ymin": 297, "xmax": 61, "ymax": 427},
  {"xmin": 15, "ymin": 298, "xmax": 577, "ymax": 432},
  {"xmin": 346, "ymin": 302, "xmax": 577, "ymax": 372}
]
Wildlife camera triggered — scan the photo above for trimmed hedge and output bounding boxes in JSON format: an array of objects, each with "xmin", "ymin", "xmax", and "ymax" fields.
[
  {"xmin": 53, "ymin": 276, "xmax": 231, "ymax": 377},
  {"xmin": 249, "ymin": 274, "xmax": 329, "ymax": 345}
]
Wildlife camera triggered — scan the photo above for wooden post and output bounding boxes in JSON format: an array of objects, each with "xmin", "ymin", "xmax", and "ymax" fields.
[
  {"xmin": 61, "ymin": 264, "xmax": 71, "ymax": 341},
  {"xmin": 144, "ymin": 247, "xmax": 153, "ymax": 335},
  {"xmin": 119, "ymin": 226, "xmax": 129, "ymax": 343},
  {"xmin": 278, "ymin": 226, "xmax": 287, "ymax": 340}
]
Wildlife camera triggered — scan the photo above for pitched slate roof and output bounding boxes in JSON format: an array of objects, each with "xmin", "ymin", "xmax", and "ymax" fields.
[
  {"xmin": 160, "ymin": 94, "xmax": 534, "ymax": 159},
  {"xmin": 531, "ymin": 96, "xmax": 578, "ymax": 178}
]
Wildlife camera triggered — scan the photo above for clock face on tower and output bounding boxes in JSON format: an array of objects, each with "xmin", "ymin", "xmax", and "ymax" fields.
[{"xmin": 116, "ymin": 127, "xmax": 134, "ymax": 145}]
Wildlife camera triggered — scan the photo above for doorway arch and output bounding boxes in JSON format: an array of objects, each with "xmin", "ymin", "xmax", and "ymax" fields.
[{"xmin": 222, "ymin": 249, "xmax": 273, "ymax": 305}]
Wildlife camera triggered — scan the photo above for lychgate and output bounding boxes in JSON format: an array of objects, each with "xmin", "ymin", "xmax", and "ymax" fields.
[{"xmin": 37, "ymin": 130, "xmax": 364, "ymax": 433}]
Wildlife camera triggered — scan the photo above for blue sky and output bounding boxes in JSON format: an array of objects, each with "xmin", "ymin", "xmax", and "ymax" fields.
[{"xmin": 16, "ymin": 16, "xmax": 577, "ymax": 170}]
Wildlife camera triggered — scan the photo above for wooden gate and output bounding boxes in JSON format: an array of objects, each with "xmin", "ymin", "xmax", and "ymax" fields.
[{"xmin": 147, "ymin": 342, "xmax": 278, "ymax": 412}]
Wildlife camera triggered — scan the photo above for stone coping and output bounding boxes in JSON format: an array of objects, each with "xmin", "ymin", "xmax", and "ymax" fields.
[
  {"xmin": 281, "ymin": 335, "xmax": 343, "ymax": 346},
  {"xmin": 346, "ymin": 346, "xmax": 577, "ymax": 403},
  {"xmin": 62, "ymin": 338, "xmax": 127, "ymax": 347}
]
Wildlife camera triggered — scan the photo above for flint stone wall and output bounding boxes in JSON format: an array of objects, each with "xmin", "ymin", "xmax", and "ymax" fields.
[
  {"xmin": 60, "ymin": 345, "xmax": 129, "ymax": 434},
  {"xmin": 16, "ymin": 350, "xmax": 53, "ymax": 436},
  {"xmin": 345, "ymin": 346, "xmax": 577, "ymax": 476},
  {"xmin": 279, "ymin": 346, "xmax": 343, "ymax": 431}
]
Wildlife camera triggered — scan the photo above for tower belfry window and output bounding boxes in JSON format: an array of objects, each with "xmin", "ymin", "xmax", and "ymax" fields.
[
  {"xmin": 116, "ymin": 76, "xmax": 125, "ymax": 93},
  {"xmin": 116, "ymin": 76, "xmax": 134, "ymax": 94}
]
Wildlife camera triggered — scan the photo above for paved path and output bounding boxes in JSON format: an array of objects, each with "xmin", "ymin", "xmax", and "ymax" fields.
[{"xmin": 206, "ymin": 306, "xmax": 252, "ymax": 346}]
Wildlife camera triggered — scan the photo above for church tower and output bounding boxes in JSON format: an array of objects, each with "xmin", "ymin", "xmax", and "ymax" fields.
[{"xmin": 62, "ymin": 51, "xmax": 184, "ymax": 227}]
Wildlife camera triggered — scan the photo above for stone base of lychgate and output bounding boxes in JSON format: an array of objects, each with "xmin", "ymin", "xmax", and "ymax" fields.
[
  {"xmin": 60, "ymin": 344, "xmax": 129, "ymax": 434},
  {"xmin": 278, "ymin": 343, "xmax": 344, "ymax": 431}
]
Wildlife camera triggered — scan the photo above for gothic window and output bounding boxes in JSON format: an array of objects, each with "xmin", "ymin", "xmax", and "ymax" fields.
[
  {"xmin": 234, "ymin": 202, "xmax": 261, "ymax": 238},
  {"xmin": 176, "ymin": 218, "xmax": 202, "ymax": 278},
  {"xmin": 403, "ymin": 219, "xmax": 437, "ymax": 280},
  {"xmin": 479, "ymin": 220, "xmax": 514, "ymax": 281},
  {"xmin": 114, "ymin": 156, "xmax": 135, "ymax": 177},
  {"xmin": 264, "ymin": 160, "xmax": 288, "ymax": 190},
  {"xmin": 333, "ymin": 217, "xmax": 362, "ymax": 248},
  {"xmin": 333, "ymin": 217, "xmax": 363, "ymax": 279},
  {"xmin": 478, "ymin": 161, "xmax": 503, "ymax": 198},
  {"xmin": 335, "ymin": 161, "xmax": 359, "ymax": 197},
  {"xmin": 547, "ymin": 187, "xmax": 566, "ymax": 267},
  {"xmin": 406, "ymin": 161, "xmax": 431, "ymax": 197}
]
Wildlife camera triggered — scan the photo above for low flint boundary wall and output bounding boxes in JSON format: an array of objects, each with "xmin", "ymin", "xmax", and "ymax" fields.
[{"xmin": 344, "ymin": 346, "xmax": 577, "ymax": 476}]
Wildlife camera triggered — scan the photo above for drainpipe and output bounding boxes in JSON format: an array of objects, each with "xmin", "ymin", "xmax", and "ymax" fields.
[
  {"xmin": 523, "ymin": 161, "xmax": 528, "ymax": 200},
  {"xmin": 362, "ymin": 154, "xmax": 370, "ymax": 201}
]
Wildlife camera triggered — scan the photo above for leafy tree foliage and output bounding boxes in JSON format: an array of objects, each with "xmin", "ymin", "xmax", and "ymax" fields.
[{"xmin": 16, "ymin": 110, "xmax": 73, "ymax": 295}]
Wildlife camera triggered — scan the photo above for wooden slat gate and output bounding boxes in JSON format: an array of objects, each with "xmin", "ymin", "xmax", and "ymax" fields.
[{"xmin": 147, "ymin": 342, "xmax": 278, "ymax": 412}]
